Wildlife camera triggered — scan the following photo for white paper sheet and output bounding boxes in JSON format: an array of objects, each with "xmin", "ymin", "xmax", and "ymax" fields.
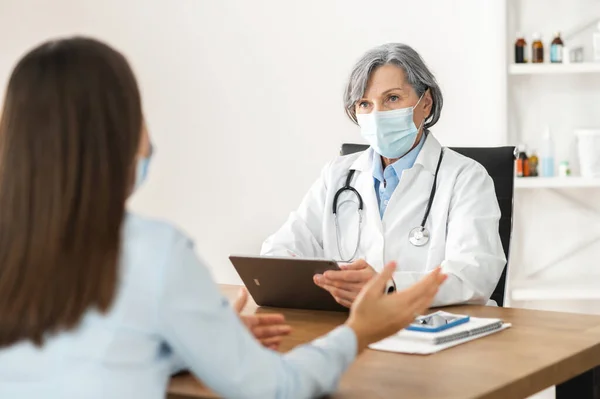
[{"xmin": 369, "ymin": 323, "xmax": 512, "ymax": 355}]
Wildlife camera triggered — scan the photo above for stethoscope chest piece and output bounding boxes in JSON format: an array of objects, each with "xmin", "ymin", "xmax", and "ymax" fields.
[{"xmin": 409, "ymin": 226, "xmax": 430, "ymax": 247}]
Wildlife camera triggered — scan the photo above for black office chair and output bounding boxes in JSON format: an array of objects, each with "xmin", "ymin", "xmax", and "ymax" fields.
[{"xmin": 340, "ymin": 144, "xmax": 515, "ymax": 307}]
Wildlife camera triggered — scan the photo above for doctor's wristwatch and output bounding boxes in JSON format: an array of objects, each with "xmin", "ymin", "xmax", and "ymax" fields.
[{"xmin": 385, "ymin": 279, "xmax": 397, "ymax": 294}]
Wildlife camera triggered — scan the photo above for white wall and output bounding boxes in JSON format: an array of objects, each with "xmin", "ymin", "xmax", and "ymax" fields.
[{"xmin": 0, "ymin": 0, "xmax": 507, "ymax": 283}]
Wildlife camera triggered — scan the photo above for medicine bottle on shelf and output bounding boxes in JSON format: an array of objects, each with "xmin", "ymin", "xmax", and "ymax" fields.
[
  {"xmin": 550, "ymin": 32, "xmax": 564, "ymax": 63},
  {"xmin": 532, "ymin": 33, "xmax": 544, "ymax": 63},
  {"xmin": 528, "ymin": 150, "xmax": 539, "ymax": 177},
  {"xmin": 515, "ymin": 33, "xmax": 528, "ymax": 63},
  {"xmin": 516, "ymin": 145, "xmax": 530, "ymax": 177}
]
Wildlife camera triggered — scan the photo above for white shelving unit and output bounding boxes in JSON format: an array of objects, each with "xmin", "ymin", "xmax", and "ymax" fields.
[
  {"xmin": 509, "ymin": 62, "xmax": 600, "ymax": 75},
  {"xmin": 515, "ymin": 177, "xmax": 600, "ymax": 188},
  {"xmin": 507, "ymin": 0, "xmax": 600, "ymax": 310}
]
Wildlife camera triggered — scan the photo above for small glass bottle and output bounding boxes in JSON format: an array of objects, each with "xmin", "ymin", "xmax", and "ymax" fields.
[
  {"xmin": 515, "ymin": 33, "xmax": 528, "ymax": 63},
  {"xmin": 550, "ymin": 32, "xmax": 564, "ymax": 63},
  {"xmin": 516, "ymin": 145, "xmax": 530, "ymax": 177},
  {"xmin": 532, "ymin": 33, "xmax": 544, "ymax": 63},
  {"xmin": 528, "ymin": 150, "xmax": 539, "ymax": 177}
]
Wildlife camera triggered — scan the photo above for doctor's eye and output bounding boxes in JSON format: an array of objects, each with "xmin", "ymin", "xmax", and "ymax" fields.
[
  {"xmin": 387, "ymin": 95, "xmax": 400, "ymax": 103},
  {"xmin": 357, "ymin": 101, "xmax": 370, "ymax": 109}
]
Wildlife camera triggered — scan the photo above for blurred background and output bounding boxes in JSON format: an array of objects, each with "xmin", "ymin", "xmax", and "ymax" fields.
[{"xmin": 1, "ymin": 4, "xmax": 600, "ymax": 392}]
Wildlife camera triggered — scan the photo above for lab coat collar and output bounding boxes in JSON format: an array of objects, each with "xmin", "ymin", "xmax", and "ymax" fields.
[
  {"xmin": 414, "ymin": 133, "xmax": 443, "ymax": 176},
  {"xmin": 349, "ymin": 133, "xmax": 442, "ymax": 175},
  {"xmin": 348, "ymin": 146, "xmax": 374, "ymax": 173}
]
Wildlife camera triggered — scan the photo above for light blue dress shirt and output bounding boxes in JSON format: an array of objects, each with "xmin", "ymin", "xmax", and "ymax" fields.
[
  {"xmin": 372, "ymin": 134, "xmax": 426, "ymax": 218},
  {"xmin": 0, "ymin": 214, "xmax": 356, "ymax": 399}
]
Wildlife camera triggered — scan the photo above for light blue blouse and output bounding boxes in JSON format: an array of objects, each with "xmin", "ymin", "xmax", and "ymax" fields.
[{"xmin": 0, "ymin": 214, "xmax": 356, "ymax": 399}]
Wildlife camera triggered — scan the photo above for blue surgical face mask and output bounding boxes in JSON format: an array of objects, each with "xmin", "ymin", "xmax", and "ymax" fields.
[
  {"xmin": 134, "ymin": 145, "xmax": 153, "ymax": 191},
  {"xmin": 356, "ymin": 94, "xmax": 425, "ymax": 159}
]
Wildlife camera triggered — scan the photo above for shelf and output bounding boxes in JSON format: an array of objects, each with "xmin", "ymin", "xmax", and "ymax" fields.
[
  {"xmin": 509, "ymin": 63, "xmax": 600, "ymax": 75},
  {"xmin": 515, "ymin": 177, "xmax": 600, "ymax": 189},
  {"xmin": 512, "ymin": 279, "xmax": 600, "ymax": 301}
]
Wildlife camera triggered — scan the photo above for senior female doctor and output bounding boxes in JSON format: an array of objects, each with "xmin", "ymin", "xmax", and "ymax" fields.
[{"xmin": 261, "ymin": 43, "xmax": 506, "ymax": 308}]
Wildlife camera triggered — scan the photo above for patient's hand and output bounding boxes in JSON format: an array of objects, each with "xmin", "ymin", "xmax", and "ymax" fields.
[{"xmin": 233, "ymin": 288, "xmax": 292, "ymax": 350}]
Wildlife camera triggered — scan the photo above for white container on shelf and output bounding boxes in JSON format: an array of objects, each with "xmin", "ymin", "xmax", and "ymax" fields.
[{"xmin": 576, "ymin": 128, "xmax": 600, "ymax": 177}]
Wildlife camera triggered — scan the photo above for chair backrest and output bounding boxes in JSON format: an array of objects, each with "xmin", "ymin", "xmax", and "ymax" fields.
[{"xmin": 339, "ymin": 144, "xmax": 515, "ymax": 307}]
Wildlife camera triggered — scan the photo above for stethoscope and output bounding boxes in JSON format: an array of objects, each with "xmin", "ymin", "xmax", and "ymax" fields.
[{"xmin": 332, "ymin": 148, "xmax": 445, "ymax": 262}]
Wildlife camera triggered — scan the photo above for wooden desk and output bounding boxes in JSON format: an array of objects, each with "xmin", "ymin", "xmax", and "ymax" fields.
[{"xmin": 169, "ymin": 285, "xmax": 600, "ymax": 399}]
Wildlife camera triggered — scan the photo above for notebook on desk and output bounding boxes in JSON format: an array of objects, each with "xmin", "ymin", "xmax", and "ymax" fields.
[{"xmin": 370, "ymin": 316, "xmax": 511, "ymax": 355}]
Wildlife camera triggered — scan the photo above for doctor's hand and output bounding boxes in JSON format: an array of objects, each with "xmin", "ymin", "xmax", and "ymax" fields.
[
  {"xmin": 346, "ymin": 263, "xmax": 447, "ymax": 353},
  {"xmin": 313, "ymin": 259, "xmax": 377, "ymax": 308},
  {"xmin": 233, "ymin": 288, "xmax": 292, "ymax": 350}
]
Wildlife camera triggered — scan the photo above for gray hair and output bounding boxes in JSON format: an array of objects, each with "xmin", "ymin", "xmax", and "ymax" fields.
[{"xmin": 343, "ymin": 43, "xmax": 443, "ymax": 130}]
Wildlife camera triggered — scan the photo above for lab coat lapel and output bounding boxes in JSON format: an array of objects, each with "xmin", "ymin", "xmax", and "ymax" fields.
[
  {"xmin": 349, "ymin": 149, "xmax": 383, "ymax": 235},
  {"xmin": 389, "ymin": 134, "xmax": 441, "ymax": 202},
  {"xmin": 414, "ymin": 134, "xmax": 443, "ymax": 175},
  {"xmin": 346, "ymin": 149, "xmax": 385, "ymax": 267}
]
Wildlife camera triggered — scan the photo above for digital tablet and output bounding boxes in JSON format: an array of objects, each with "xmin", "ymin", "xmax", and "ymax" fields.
[{"xmin": 229, "ymin": 255, "xmax": 348, "ymax": 312}]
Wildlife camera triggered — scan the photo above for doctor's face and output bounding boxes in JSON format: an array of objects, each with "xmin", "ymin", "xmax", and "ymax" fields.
[{"xmin": 355, "ymin": 64, "xmax": 432, "ymax": 131}]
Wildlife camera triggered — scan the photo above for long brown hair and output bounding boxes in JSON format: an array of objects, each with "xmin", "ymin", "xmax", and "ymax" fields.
[{"xmin": 0, "ymin": 37, "xmax": 142, "ymax": 347}]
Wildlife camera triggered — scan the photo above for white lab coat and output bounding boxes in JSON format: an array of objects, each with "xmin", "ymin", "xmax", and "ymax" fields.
[{"xmin": 261, "ymin": 135, "xmax": 506, "ymax": 306}]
